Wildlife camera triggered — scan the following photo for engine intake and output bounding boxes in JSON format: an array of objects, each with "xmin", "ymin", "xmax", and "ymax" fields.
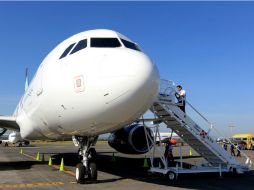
[{"xmin": 108, "ymin": 123, "xmax": 153, "ymax": 154}]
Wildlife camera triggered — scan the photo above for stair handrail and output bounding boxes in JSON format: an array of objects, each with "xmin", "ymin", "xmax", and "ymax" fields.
[
  {"xmin": 187, "ymin": 100, "xmax": 251, "ymax": 168},
  {"xmin": 185, "ymin": 94, "xmax": 251, "ymax": 168},
  {"xmin": 159, "ymin": 79, "xmax": 175, "ymax": 95},
  {"xmin": 186, "ymin": 100, "xmax": 213, "ymax": 128},
  {"xmin": 159, "ymin": 79, "xmax": 252, "ymax": 168},
  {"xmin": 208, "ymin": 122, "xmax": 252, "ymax": 168},
  {"xmin": 159, "ymin": 79, "xmax": 213, "ymax": 128}
]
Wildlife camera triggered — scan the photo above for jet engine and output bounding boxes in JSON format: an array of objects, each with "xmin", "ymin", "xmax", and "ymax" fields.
[{"xmin": 108, "ymin": 123, "xmax": 154, "ymax": 154}]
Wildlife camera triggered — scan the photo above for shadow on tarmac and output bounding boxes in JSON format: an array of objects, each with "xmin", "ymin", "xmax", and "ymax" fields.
[
  {"xmin": 0, "ymin": 161, "xmax": 43, "ymax": 171},
  {"xmin": 49, "ymin": 152, "xmax": 254, "ymax": 190}
]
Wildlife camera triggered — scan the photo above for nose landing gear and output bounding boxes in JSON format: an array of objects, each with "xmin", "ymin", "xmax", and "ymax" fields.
[{"xmin": 72, "ymin": 136, "xmax": 98, "ymax": 183}]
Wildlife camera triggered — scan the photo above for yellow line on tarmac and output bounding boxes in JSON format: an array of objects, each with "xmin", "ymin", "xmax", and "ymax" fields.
[
  {"xmin": 21, "ymin": 152, "xmax": 76, "ymax": 177},
  {"xmin": 22, "ymin": 153, "xmax": 36, "ymax": 160},
  {"xmin": 0, "ymin": 182, "xmax": 64, "ymax": 189},
  {"xmin": 51, "ymin": 165, "xmax": 76, "ymax": 177}
]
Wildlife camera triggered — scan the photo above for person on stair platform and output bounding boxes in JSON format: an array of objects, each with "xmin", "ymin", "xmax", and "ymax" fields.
[
  {"xmin": 175, "ymin": 85, "xmax": 186, "ymax": 113},
  {"xmin": 230, "ymin": 144, "xmax": 235, "ymax": 156},
  {"xmin": 164, "ymin": 140, "xmax": 174, "ymax": 166}
]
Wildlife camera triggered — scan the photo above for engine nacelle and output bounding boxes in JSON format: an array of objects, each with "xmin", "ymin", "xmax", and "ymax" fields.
[{"xmin": 108, "ymin": 123, "xmax": 153, "ymax": 154}]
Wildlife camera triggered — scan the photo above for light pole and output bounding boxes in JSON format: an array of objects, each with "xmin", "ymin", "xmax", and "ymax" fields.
[{"xmin": 228, "ymin": 125, "xmax": 235, "ymax": 138}]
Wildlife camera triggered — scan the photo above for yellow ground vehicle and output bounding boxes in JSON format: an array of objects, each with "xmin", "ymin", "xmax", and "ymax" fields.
[{"xmin": 232, "ymin": 134, "xmax": 254, "ymax": 150}]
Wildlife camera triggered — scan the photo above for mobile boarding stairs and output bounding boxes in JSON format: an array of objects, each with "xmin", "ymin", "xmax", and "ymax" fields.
[{"xmin": 144, "ymin": 80, "xmax": 252, "ymax": 180}]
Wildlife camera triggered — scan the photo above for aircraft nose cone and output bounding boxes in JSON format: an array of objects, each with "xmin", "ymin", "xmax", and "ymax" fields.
[
  {"xmin": 99, "ymin": 51, "xmax": 160, "ymax": 124},
  {"xmin": 129, "ymin": 53, "xmax": 160, "ymax": 111}
]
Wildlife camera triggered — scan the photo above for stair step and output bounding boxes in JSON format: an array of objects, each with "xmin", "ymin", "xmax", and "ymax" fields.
[
  {"xmin": 150, "ymin": 100, "xmax": 241, "ymax": 167},
  {"xmin": 158, "ymin": 114, "xmax": 170, "ymax": 117},
  {"xmin": 164, "ymin": 121, "xmax": 179, "ymax": 126},
  {"xmin": 156, "ymin": 110, "xmax": 170, "ymax": 115},
  {"xmin": 162, "ymin": 116, "xmax": 177, "ymax": 122}
]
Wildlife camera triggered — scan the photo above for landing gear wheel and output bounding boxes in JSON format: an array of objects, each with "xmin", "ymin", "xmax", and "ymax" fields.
[
  {"xmin": 76, "ymin": 163, "xmax": 85, "ymax": 183},
  {"xmin": 72, "ymin": 136, "xmax": 98, "ymax": 183},
  {"xmin": 167, "ymin": 171, "xmax": 176, "ymax": 182},
  {"xmin": 88, "ymin": 162, "xmax": 97, "ymax": 180}
]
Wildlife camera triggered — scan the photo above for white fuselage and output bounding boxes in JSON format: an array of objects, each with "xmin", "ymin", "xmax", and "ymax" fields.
[
  {"xmin": 13, "ymin": 29, "xmax": 160, "ymax": 140},
  {"xmin": 8, "ymin": 132, "xmax": 22, "ymax": 144},
  {"xmin": 1, "ymin": 132, "xmax": 22, "ymax": 144}
]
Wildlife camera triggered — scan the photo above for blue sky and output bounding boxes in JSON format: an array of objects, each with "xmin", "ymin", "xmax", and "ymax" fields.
[{"xmin": 0, "ymin": 1, "xmax": 253, "ymax": 136}]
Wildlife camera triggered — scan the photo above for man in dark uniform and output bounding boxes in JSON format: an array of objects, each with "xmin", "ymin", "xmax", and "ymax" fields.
[
  {"xmin": 230, "ymin": 144, "xmax": 235, "ymax": 156},
  {"xmin": 164, "ymin": 140, "xmax": 174, "ymax": 166}
]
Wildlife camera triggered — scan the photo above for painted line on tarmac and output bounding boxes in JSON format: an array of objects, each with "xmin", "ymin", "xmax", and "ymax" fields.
[
  {"xmin": 22, "ymin": 153, "xmax": 36, "ymax": 160},
  {"xmin": 21, "ymin": 152, "xmax": 76, "ymax": 177},
  {"xmin": 0, "ymin": 182, "xmax": 64, "ymax": 189},
  {"xmin": 51, "ymin": 164, "xmax": 76, "ymax": 177}
]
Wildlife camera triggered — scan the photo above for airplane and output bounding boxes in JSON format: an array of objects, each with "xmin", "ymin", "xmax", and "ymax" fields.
[
  {"xmin": 0, "ymin": 29, "xmax": 160, "ymax": 183},
  {"xmin": 0, "ymin": 131, "xmax": 29, "ymax": 147}
]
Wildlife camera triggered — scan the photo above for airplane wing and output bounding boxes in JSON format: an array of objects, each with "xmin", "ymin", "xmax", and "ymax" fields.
[{"xmin": 0, "ymin": 116, "xmax": 20, "ymax": 131}]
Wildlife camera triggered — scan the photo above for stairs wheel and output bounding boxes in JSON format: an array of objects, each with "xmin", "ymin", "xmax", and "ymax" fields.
[{"xmin": 166, "ymin": 171, "xmax": 177, "ymax": 181}]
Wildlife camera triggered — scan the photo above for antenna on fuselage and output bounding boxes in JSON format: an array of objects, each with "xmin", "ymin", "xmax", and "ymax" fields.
[{"xmin": 25, "ymin": 67, "xmax": 29, "ymax": 92}]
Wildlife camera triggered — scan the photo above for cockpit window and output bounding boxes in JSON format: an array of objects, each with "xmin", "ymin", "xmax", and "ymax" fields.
[
  {"xmin": 70, "ymin": 39, "xmax": 87, "ymax": 55},
  {"xmin": 59, "ymin": 43, "xmax": 76, "ymax": 59},
  {"xmin": 121, "ymin": 38, "xmax": 141, "ymax": 51},
  {"xmin": 91, "ymin": 38, "xmax": 121, "ymax": 48}
]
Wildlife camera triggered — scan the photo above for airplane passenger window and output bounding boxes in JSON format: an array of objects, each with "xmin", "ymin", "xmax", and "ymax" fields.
[
  {"xmin": 121, "ymin": 39, "xmax": 141, "ymax": 51},
  {"xmin": 90, "ymin": 38, "xmax": 121, "ymax": 48},
  {"xmin": 70, "ymin": 39, "xmax": 87, "ymax": 55},
  {"xmin": 59, "ymin": 43, "xmax": 76, "ymax": 59}
]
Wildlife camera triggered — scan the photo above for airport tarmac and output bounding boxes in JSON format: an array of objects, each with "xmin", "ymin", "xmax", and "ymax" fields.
[{"xmin": 0, "ymin": 142, "xmax": 254, "ymax": 190}]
